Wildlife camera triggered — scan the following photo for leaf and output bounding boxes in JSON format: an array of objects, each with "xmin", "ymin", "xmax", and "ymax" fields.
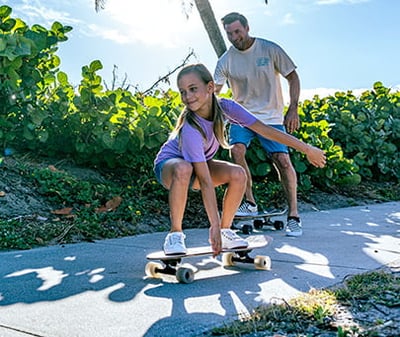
[
  {"xmin": 0, "ymin": 18, "xmax": 16, "ymax": 31},
  {"xmin": 0, "ymin": 5, "xmax": 12, "ymax": 19},
  {"xmin": 48, "ymin": 165, "xmax": 58, "ymax": 172},
  {"xmin": 95, "ymin": 196, "xmax": 122, "ymax": 213},
  {"xmin": 90, "ymin": 60, "xmax": 103, "ymax": 72},
  {"xmin": 57, "ymin": 71, "xmax": 68, "ymax": 85}
]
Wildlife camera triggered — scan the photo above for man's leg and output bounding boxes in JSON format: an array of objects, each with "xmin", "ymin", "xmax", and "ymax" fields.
[
  {"xmin": 230, "ymin": 143, "xmax": 256, "ymax": 205},
  {"xmin": 271, "ymin": 153, "xmax": 298, "ymax": 217},
  {"xmin": 258, "ymin": 125, "xmax": 302, "ymax": 236},
  {"xmin": 229, "ymin": 124, "xmax": 258, "ymax": 214}
]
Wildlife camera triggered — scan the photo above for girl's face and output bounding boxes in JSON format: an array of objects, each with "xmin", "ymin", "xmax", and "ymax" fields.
[{"xmin": 178, "ymin": 72, "xmax": 214, "ymax": 118}]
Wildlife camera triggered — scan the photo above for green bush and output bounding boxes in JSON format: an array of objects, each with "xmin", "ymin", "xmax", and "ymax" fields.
[
  {"xmin": 301, "ymin": 82, "xmax": 400, "ymax": 181},
  {"xmin": 1, "ymin": 5, "xmax": 398, "ymax": 196}
]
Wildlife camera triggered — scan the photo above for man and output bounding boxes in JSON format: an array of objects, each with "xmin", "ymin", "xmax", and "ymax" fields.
[{"xmin": 214, "ymin": 12, "xmax": 302, "ymax": 236}]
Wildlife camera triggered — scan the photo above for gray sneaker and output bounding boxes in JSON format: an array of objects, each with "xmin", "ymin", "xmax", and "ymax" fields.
[
  {"xmin": 235, "ymin": 201, "xmax": 258, "ymax": 216},
  {"xmin": 221, "ymin": 229, "xmax": 249, "ymax": 249},
  {"xmin": 163, "ymin": 232, "xmax": 187, "ymax": 255},
  {"xmin": 285, "ymin": 217, "xmax": 303, "ymax": 237}
]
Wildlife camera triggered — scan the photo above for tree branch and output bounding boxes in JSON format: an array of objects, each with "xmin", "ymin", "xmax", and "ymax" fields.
[{"xmin": 141, "ymin": 49, "xmax": 196, "ymax": 95}]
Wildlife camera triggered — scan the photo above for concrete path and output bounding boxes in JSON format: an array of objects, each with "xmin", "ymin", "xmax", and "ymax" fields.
[{"xmin": 0, "ymin": 202, "xmax": 399, "ymax": 337}]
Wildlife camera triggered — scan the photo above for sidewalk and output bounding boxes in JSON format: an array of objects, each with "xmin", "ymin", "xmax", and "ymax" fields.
[{"xmin": 0, "ymin": 202, "xmax": 399, "ymax": 337}]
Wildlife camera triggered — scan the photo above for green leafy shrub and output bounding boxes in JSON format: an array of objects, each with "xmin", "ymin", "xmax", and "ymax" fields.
[
  {"xmin": 0, "ymin": 5, "xmax": 398, "ymax": 202},
  {"xmin": 0, "ymin": 5, "xmax": 72, "ymax": 149},
  {"xmin": 302, "ymin": 82, "xmax": 400, "ymax": 181}
]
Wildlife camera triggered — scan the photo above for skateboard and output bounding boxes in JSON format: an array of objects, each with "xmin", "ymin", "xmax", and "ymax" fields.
[
  {"xmin": 145, "ymin": 235, "xmax": 272, "ymax": 284},
  {"xmin": 232, "ymin": 208, "xmax": 287, "ymax": 234}
]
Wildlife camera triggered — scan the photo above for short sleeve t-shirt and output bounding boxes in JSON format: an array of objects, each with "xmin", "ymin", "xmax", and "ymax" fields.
[
  {"xmin": 154, "ymin": 98, "xmax": 257, "ymax": 166},
  {"xmin": 214, "ymin": 38, "xmax": 296, "ymax": 124}
]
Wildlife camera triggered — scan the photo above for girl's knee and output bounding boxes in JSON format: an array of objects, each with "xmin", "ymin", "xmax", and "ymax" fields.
[
  {"xmin": 173, "ymin": 161, "xmax": 193, "ymax": 182},
  {"xmin": 231, "ymin": 165, "xmax": 247, "ymax": 184}
]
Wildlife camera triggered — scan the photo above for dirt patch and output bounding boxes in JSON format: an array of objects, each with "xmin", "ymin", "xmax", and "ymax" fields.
[{"xmin": 0, "ymin": 155, "xmax": 398, "ymax": 226}]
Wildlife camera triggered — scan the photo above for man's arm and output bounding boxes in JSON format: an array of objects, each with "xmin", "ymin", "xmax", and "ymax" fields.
[{"xmin": 284, "ymin": 70, "xmax": 300, "ymax": 133}]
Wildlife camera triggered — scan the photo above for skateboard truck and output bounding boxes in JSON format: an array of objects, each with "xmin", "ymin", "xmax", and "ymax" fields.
[{"xmin": 233, "ymin": 208, "xmax": 287, "ymax": 234}]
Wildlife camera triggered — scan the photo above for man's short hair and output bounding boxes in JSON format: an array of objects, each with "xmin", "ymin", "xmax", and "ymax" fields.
[{"xmin": 221, "ymin": 12, "xmax": 248, "ymax": 27}]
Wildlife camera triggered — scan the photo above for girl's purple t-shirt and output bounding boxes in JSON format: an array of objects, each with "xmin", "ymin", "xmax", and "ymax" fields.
[{"xmin": 154, "ymin": 98, "xmax": 257, "ymax": 165}]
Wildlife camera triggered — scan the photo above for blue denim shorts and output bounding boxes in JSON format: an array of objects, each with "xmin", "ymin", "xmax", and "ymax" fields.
[
  {"xmin": 229, "ymin": 124, "xmax": 289, "ymax": 154},
  {"xmin": 154, "ymin": 159, "xmax": 168, "ymax": 188}
]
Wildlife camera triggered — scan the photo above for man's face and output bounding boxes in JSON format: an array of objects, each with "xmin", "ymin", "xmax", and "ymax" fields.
[{"xmin": 223, "ymin": 20, "xmax": 250, "ymax": 51}]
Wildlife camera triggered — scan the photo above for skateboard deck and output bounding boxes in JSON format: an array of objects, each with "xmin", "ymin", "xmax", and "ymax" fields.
[
  {"xmin": 233, "ymin": 208, "xmax": 287, "ymax": 234},
  {"xmin": 145, "ymin": 235, "xmax": 272, "ymax": 283}
]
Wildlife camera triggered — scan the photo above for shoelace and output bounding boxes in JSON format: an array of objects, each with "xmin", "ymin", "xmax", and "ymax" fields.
[
  {"xmin": 287, "ymin": 219, "xmax": 301, "ymax": 231},
  {"xmin": 222, "ymin": 230, "xmax": 241, "ymax": 241},
  {"xmin": 168, "ymin": 234, "xmax": 184, "ymax": 245},
  {"xmin": 237, "ymin": 203, "xmax": 248, "ymax": 212}
]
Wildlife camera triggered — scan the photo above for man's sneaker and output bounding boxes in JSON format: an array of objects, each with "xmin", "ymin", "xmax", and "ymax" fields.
[
  {"xmin": 221, "ymin": 229, "xmax": 249, "ymax": 249},
  {"xmin": 285, "ymin": 217, "xmax": 303, "ymax": 237},
  {"xmin": 163, "ymin": 232, "xmax": 187, "ymax": 255},
  {"xmin": 235, "ymin": 201, "xmax": 258, "ymax": 216}
]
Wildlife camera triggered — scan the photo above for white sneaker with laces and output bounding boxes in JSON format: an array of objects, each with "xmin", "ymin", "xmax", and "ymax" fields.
[
  {"xmin": 285, "ymin": 217, "xmax": 303, "ymax": 237},
  {"xmin": 163, "ymin": 232, "xmax": 187, "ymax": 255},
  {"xmin": 235, "ymin": 201, "xmax": 258, "ymax": 216},
  {"xmin": 221, "ymin": 229, "xmax": 248, "ymax": 249}
]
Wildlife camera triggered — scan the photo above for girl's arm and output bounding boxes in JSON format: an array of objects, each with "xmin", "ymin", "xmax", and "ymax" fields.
[
  {"xmin": 192, "ymin": 161, "xmax": 222, "ymax": 256},
  {"xmin": 249, "ymin": 120, "xmax": 326, "ymax": 168}
]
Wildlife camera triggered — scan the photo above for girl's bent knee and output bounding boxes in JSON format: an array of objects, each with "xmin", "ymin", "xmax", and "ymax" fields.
[
  {"xmin": 173, "ymin": 161, "xmax": 193, "ymax": 182},
  {"xmin": 232, "ymin": 165, "xmax": 247, "ymax": 184}
]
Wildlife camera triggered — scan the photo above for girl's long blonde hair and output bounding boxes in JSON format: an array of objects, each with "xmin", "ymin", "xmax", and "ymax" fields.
[{"xmin": 171, "ymin": 63, "xmax": 230, "ymax": 149}]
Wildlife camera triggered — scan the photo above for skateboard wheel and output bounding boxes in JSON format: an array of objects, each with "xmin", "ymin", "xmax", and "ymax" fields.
[
  {"xmin": 145, "ymin": 262, "xmax": 163, "ymax": 278},
  {"xmin": 254, "ymin": 255, "xmax": 271, "ymax": 270},
  {"xmin": 253, "ymin": 219, "xmax": 264, "ymax": 230},
  {"xmin": 242, "ymin": 224, "xmax": 253, "ymax": 234},
  {"xmin": 274, "ymin": 220, "xmax": 284, "ymax": 230},
  {"xmin": 222, "ymin": 252, "xmax": 235, "ymax": 266},
  {"xmin": 176, "ymin": 267, "xmax": 194, "ymax": 284}
]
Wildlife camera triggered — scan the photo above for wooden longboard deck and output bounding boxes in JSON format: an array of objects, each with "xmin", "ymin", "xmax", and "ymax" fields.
[
  {"xmin": 147, "ymin": 235, "xmax": 272, "ymax": 261},
  {"xmin": 234, "ymin": 208, "xmax": 287, "ymax": 220}
]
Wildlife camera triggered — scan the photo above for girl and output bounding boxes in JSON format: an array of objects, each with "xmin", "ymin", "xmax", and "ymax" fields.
[{"xmin": 154, "ymin": 64, "xmax": 326, "ymax": 257}]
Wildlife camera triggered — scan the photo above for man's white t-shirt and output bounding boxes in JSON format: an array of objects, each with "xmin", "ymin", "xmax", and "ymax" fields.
[{"xmin": 214, "ymin": 38, "xmax": 296, "ymax": 124}]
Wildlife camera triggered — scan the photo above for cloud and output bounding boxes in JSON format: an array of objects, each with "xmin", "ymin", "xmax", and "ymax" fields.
[
  {"xmin": 98, "ymin": 0, "xmax": 201, "ymax": 48},
  {"xmin": 282, "ymin": 13, "xmax": 296, "ymax": 25},
  {"xmin": 11, "ymin": 0, "xmax": 81, "ymax": 27},
  {"xmin": 10, "ymin": 0, "xmax": 200, "ymax": 48},
  {"xmin": 83, "ymin": 24, "xmax": 132, "ymax": 45}
]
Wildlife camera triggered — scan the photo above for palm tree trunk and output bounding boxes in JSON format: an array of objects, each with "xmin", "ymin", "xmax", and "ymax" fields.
[
  {"xmin": 95, "ymin": 0, "xmax": 106, "ymax": 12},
  {"xmin": 193, "ymin": 0, "xmax": 226, "ymax": 57}
]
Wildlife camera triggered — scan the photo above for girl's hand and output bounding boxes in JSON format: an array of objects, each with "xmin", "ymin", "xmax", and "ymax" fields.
[
  {"xmin": 306, "ymin": 146, "xmax": 326, "ymax": 168},
  {"xmin": 209, "ymin": 226, "xmax": 222, "ymax": 257}
]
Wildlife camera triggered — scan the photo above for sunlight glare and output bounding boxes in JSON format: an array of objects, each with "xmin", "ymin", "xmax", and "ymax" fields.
[{"xmin": 102, "ymin": 0, "xmax": 200, "ymax": 48}]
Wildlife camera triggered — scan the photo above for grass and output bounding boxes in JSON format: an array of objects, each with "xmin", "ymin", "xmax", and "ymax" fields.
[{"xmin": 209, "ymin": 270, "xmax": 400, "ymax": 337}]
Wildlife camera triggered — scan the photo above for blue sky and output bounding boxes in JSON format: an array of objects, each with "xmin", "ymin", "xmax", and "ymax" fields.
[{"xmin": 6, "ymin": 0, "xmax": 400, "ymax": 101}]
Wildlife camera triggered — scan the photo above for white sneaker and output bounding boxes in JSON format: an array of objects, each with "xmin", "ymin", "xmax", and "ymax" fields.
[
  {"xmin": 163, "ymin": 232, "xmax": 187, "ymax": 255},
  {"xmin": 235, "ymin": 201, "xmax": 258, "ymax": 216},
  {"xmin": 285, "ymin": 217, "xmax": 303, "ymax": 237},
  {"xmin": 221, "ymin": 229, "xmax": 248, "ymax": 249}
]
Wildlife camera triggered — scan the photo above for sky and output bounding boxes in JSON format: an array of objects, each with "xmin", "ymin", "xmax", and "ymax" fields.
[{"xmin": 5, "ymin": 0, "xmax": 400, "ymax": 101}]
